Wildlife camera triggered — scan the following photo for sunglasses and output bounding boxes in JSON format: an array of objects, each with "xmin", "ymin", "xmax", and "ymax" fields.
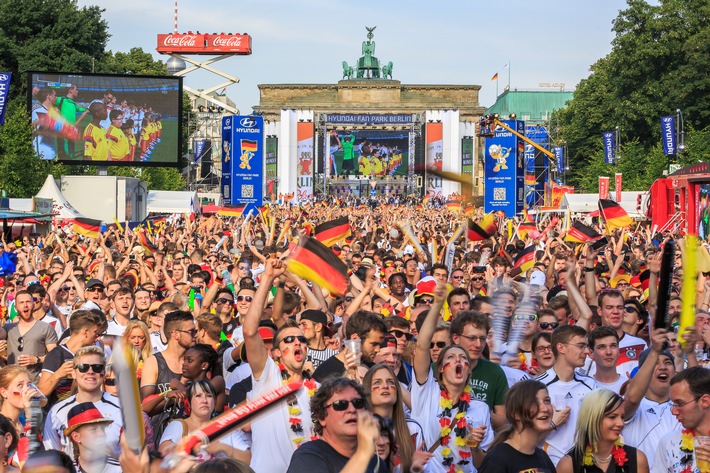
[
  {"xmin": 417, "ymin": 298, "xmax": 434, "ymax": 304},
  {"xmin": 238, "ymin": 266, "xmax": 249, "ymax": 271},
  {"xmin": 104, "ymin": 378, "xmax": 117, "ymax": 387},
  {"xmin": 430, "ymin": 341, "xmax": 447, "ymax": 349},
  {"xmin": 326, "ymin": 397, "xmax": 367, "ymax": 411},
  {"xmin": 76, "ymin": 363, "xmax": 105, "ymax": 374},
  {"xmin": 624, "ymin": 306, "xmax": 639, "ymax": 313},
  {"xmin": 59, "ymin": 286, "xmax": 75, "ymax": 292},
  {"xmin": 513, "ymin": 314, "xmax": 537, "ymax": 322},
  {"xmin": 236, "ymin": 295, "xmax": 253, "ymax": 302},
  {"xmin": 87, "ymin": 287, "xmax": 104, "ymax": 292},
  {"xmin": 389, "ymin": 329, "xmax": 413, "ymax": 341},
  {"xmin": 17, "ymin": 336, "xmax": 23, "ymax": 352},
  {"xmin": 216, "ymin": 298, "xmax": 234, "ymax": 305},
  {"xmin": 344, "ymin": 296, "xmax": 355, "ymax": 302},
  {"xmin": 471, "ymin": 277, "xmax": 485, "ymax": 282},
  {"xmin": 279, "ymin": 335, "xmax": 308, "ymax": 345},
  {"xmin": 539, "ymin": 322, "xmax": 560, "ymax": 330}
]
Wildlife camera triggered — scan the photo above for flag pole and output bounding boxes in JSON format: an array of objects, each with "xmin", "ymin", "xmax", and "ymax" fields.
[{"xmin": 507, "ymin": 62, "xmax": 511, "ymax": 90}]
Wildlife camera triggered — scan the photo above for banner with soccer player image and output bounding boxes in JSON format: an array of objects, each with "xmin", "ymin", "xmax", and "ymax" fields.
[
  {"xmin": 297, "ymin": 122, "xmax": 314, "ymax": 201},
  {"xmin": 28, "ymin": 72, "xmax": 182, "ymax": 166},
  {"xmin": 425, "ymin": 122, "xmax": 443, "ymax": 199},
  {"xmin": 328, "ymin": 129, "xmax": 409, "ymax": 178}
]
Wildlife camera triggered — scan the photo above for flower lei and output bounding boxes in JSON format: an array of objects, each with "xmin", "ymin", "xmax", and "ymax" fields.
[
  {"xmin": 279, "ymin": 362, "xmax": 318, "ymax": 447},
  {"xmin": 438, "ymin": 385, "xmax": 473, "ymax": 473},
  {"xmin": 680, "ymin": 429, "xmax": 694, "ymax": 473},
  {"xmin": 582, "ymin": 436, "xmax": 628, "ymax": 472}
]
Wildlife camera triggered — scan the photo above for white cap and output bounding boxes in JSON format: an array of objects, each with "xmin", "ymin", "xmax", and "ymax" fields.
[
  {"xmin": 403, "ymin": 245, "xmax": 415, "ymax": 255},
  {"xmin": 529, "ymin": 270, "xmax": 546, "ymax": 286}
]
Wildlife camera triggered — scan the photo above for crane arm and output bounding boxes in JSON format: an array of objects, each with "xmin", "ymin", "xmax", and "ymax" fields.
[{"xmin": 492, "ymin": 119, "xmax": 557, "ymax": 162}]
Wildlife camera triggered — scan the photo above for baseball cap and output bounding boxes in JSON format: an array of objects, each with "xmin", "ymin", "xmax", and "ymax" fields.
[
  {"xmin": 529, "ymin": 270, "xmax": 546, "ymax": 286},
  {"xmin": 300, "ymin": 309, "xmax": 328, "ymax": 326},
  {"xmin": 86, "ymin": 279, "xmax": 105, "ymax": 289},
  {"xmin": 403, "ymin": 245, "xmax": 415, "ymax": 256}
]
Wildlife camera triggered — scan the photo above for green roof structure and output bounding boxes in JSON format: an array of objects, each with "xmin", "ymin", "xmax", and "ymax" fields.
[{"xmin": 485, "ymin": 89, "xmax": 574, "ymax": 124}]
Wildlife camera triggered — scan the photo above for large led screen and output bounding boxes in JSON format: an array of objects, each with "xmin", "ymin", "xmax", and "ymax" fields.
[{"xmin": 28, "ymin": 72, "xmax": 182, "ymax": 166}]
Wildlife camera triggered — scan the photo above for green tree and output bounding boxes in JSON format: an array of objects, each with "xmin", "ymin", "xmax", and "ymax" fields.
[
  {"xmin": 558, "ymin": 0, "xmax": 710, "ymax": 188},
  {"xmin": 102, "ymin": 48, "xmax": 169, "ymax": 76}
]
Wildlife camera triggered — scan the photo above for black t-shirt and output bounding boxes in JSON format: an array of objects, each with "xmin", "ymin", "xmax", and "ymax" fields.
[
  {"xmin": 227, "ymin": 376, "xmax": 252, "ymax": 408},
  {"xmin": 312, "ymin": 356, "xmax": 345, "ymax": 383},
  {"xmin": 286, "ymin": 439, "xmax": 386, "ymax": 473},
  {"xmin": 479, "ymin": 442, "xmax": 556, "ymax": 473},
  {"xmin": 42, "ymin": 345, "xmax": 74, "ymax": 409}
]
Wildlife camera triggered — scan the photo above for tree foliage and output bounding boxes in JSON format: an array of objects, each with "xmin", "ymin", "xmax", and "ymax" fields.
[{"xmin": 557, "ymin": 0, "xmax": 710, "ymax": 191}]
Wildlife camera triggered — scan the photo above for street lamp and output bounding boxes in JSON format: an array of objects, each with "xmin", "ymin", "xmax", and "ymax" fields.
[{"xmin": 676, "ymin": 109, "xmax": 686, "ymax": 154}]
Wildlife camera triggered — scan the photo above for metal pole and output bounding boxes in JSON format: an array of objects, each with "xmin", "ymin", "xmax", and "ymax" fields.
[{"xmin": 615, "ymin": 126, "xmax": 621, "ymax": 162}]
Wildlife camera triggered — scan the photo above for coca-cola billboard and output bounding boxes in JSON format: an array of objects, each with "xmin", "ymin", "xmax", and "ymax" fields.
[
  {"xmin": 157, "ymin": 34, "xmax": 206, "ymax": 53},
  {"xmin": 204, "ymin": 34, "xmax": 252, "ymax": 54},
  {"xmin": 156, "ymin": 33, "xmax": 252, "ymax": 55}
]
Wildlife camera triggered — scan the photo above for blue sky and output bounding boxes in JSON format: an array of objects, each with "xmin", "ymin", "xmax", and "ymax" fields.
[{"xmin": 80, "ymin": 0, "xmax": 634, "ymax": 114}]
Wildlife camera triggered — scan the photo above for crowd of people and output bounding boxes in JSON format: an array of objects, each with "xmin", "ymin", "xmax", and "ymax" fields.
[{"xmin": 0, "ymin": 198, "xmax": 707, "ymax": 473}]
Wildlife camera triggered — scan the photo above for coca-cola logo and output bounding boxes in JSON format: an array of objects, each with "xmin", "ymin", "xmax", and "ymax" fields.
[
  {"xmin": 211, "ymin": 36, "xmax": 243, "ymax": 47},
  {"xmin": 162, "ymin": 35, "xmax": 198, "ymax": 47}
]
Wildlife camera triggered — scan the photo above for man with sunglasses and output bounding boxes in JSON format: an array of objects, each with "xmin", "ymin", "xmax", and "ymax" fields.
[
  {"xmin": 43, "ymin": 345, "xmax": 123, "ymax": 462},
  {"xmin": 243, "ymin": 258, "xmax": 316, "ymax": 472},
  {"xmin": 287, "ymin": 377, "xmax": 383, "ymax": 473},
  {"xmin": 1, "ymin": 290, "xmax": 58, "ymax": 381}
]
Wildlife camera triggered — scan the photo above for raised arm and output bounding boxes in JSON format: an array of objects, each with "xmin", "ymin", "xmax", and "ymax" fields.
[
  {"xmin": 413, "ymin": 282, "xmax": 446, "ymax": 384},
  {"xmin": 243, "ymin": 258, "xmax": 284, "ymax": 379}
]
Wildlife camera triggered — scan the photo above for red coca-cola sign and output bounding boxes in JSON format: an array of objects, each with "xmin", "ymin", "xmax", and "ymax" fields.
[
  {"xmin": 156, "ymin": 34, "xmax": 206, "ymax": 53},
  {"xmin": 156, "ymin": 33, "xmax": 252, "ymax": 55},
  {"xmin": 204, "ymin": 34, "xmax": 252, "ymax": 54}
]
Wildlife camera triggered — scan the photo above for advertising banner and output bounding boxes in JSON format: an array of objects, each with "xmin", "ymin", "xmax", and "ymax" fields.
[
  {"xmin": 221, "ymin": 116, "xmax": 233, "ymax": 204},
  {"xmin": 484, "ymin": 120, "xmax": 524, "ymax": 216},
  {"xmin": 0, "ymin": 72, "xmax": 10, "ymax": 125},
  {"xmin": 297, "ymin": 122, "xmax": 314, "ymax": 201},
  {"xmin": 661, "ymin": 116, "xmax": 676, "ymax": 155},
  {"xmin": 32, "ymin": 197, "xmax": 53, "ymax": 221},
  {"xmin": 231, "ymin": 116, "xmax": 264, "ymax": 214},
  {"xmin": 265, "ymin": 136, "xmax": 278, "ymax": 200},
  {"xmin": 194, "ymin": 140, "xmax": 206, "ymax": 165},
  {"xmin": 425, "ymin": 122, "xmax": 443, "ymax": 199},
  {"xmin": 554, "ymin": 147, "xmax": 564, "ymax": 174},
  {"xmin": 602, "ymin": 132, "xmax": 616, "ymax": 164},
  {"xmin": 615, "ymin": 173, "xmax": 622, "ymax": 203},
  {"xmin": 325, "ymin": 114, "xmax": 413, "ymax": 125},
  {"xmin": 599, "ymin": 176, "xmax": 610, "ymax": 200}
]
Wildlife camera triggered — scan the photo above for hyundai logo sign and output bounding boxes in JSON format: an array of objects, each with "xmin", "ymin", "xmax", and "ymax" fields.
[{"xmin": 240, "ymin": 117, "xmax": 257, "ymax": 128}]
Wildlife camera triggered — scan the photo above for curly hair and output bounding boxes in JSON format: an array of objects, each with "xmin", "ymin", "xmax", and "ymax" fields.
[{"xmin": 310, "ymin": 377, "xmax": 368, "ymax": 436}]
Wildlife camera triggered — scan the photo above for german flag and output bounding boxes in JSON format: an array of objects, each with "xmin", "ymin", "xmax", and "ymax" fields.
[
  {"xmin": 315, "ymin": 217, "xmax": 351, "ymax": 247},
  {"xmin": 138, "ymin": 229, "xmax": 158, "ymax": 254},
  {"xmin": 445, "ymin": 200, "xmax": 462, "ymax": 213},
  {"xmin": 422, "ymin": 194, "xmax": 430, "ymax": 207},
  {"xmin": 415, "ymin": 204, "xmax": 423, "ymax": 211},
  {"xmin": 287, "ymin": 235, "xmax": 348, "ymax": 295},
  {"xmin": 302, "ymin": 221, "xmax": 315, "ymax": 237},
  {"xmin": 512, "ymin": 245, "xmax": 536, "ymax": 275},
  {"xmin": 467, "ymin": 214, "xmax": 497, "ymax": 241},
  {"xmin": 518, "ymin": 221, "xmax": 537, "ymax": 240},
  {"xmin": 565, "ymin": 221, "xmax": 601, "ymax": 243},
  {"xmin": 240, "ymin": 139, "xmax": 258, "ymax": 153},
  {"xmin": 73, "ymin": 218, "xmax": 101, "ymax": 239},
  {"xmin": 599, "ymin": 199, "xmax": 634, "ymax": 230},
  {"xmin": 217, "ymin": 204, "xmax": 245, "ymax": 218},
  {"xmin": 464, "ymin": 204, "xmax": 475, "ymax": 216}
]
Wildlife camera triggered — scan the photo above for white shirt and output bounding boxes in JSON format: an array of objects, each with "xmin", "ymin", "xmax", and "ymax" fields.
[
  {"xmin": 536, "ymin": 367, "xmax": 597, "ymax": 465},
  {"xmin": 43, "ymin": 393, "xmax": 123, "ymax": 461},
  {"xmin": 410, "ymin": 369, "xmax": 493, "ymax": 473},
  {"xmin": 594, "ymin": 371, "xmax": 629, "ymax": 394},
  {"xmin": 653, "ymin": 428, "xmax": 699, "ymax": 473},
  {"xmin": 150, "ymin": 331, "xmax": 168, "ymax": 354},
  {"xmin": 249, "ymin": 360, "xmax": 314, "ymax": 473},
  {"xmin": 160, "ymin": 419, "xmax": 249, "ymax": 463},
  {"xmin": 624, "ymin": 397, "xmax": 680, "ymax": 468}
]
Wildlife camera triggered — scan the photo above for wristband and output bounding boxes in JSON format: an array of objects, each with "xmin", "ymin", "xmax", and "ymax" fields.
[
  {"xmin": 584, "ymin": 267, "xmax": 596, "ymax": 272},
  {"xmin": 550, "ymin": 420, "xmax": 558, "ymax": 431}
]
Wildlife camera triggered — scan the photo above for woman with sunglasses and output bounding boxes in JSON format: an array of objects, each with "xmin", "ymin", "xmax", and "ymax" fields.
[
  {"xmin": 412, "ymin": 281, "xmax": 493, "ymax": 473},
  {"xmin": 479, "ymin": 380, "xmax": 556, "ymax": 473},
  {"xmin": 363, "ymin": 364, "xmax": 432, "ymax": 473},
  {"xmin": 558, "ymin": 389, "xmax": 647, "ymax": 473},
  {"xmin": 159, "ymin": 380, "xmax": 250, "ymax": 465}
]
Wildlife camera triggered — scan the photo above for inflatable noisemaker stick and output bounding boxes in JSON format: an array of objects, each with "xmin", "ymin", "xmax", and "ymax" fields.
[
  {"xmin": 276, "ymin": 219, "xmax": 292, "ymax": 245},
  {"xmin": 269, "ymin": 213, "xmax": 276, "ymax": 243},
  {"xmin": 162, "ymin": 382, "xmax": 302, "ymax": 468},
  {"xmin": 654, "ymin": 240, "xmax": 676, "ymax": 331},
  {"xmin": 679, "ymin": 237, "xmax": 698, "ymax": 346},
  {"xmin": 398, "ymin": 223, "xmax": 425, "ymax": 255},
  {"xmin": 491, "ymin": 292, "xmax": 510, "ymax": 359},
  {"xmin": 112, "ymin": 338, "xmax": 145, "ymax": 454},
  {"xmin": 505, "ymin": 286, "xmax": 534, "ymax": 364}
]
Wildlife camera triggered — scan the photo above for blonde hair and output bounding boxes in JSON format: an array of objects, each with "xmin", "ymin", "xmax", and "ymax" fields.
[
  {"xmin": 74, "ymin": 346, "xmax": 106, "ymax": 367},
  {"xmin": 123, "ymin": 320, "xmax": 153, "ymax": 361},
  {"xmin": 0, "ymin": 366, "xmax": 31, "ymax": 407},
  {"xmin": 573, "ymin": 389, "xmax": 623, "ymax": 455}
]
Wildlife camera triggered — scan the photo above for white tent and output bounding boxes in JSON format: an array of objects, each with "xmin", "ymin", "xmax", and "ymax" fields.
[
  {"xmin": 35, "ymin": 174, "xmax": 86, "ymax": 220},
  {"xmin": 147, "ymin": 190, "xmax": 199, "ymax": 214},
  {"xmin": 560, "ymin": 191, "xmax": 645, "ymax": 219}
]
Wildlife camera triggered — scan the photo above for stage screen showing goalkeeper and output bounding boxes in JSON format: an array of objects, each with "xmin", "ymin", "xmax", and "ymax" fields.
[
  {"xmin": 28, "ymin": 72, "xmax": 182, "ymax": 166},
  {"xmin": 328, "ymin": 129, "xmax": 409, "ymax": 178}
]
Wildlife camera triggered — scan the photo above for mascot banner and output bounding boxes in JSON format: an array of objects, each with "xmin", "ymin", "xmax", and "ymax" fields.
[
  {"xmin": 484, "ymin": 119, "xmax": 524, "ymax": 216},
  {"xmin": 297, "ymin": 122, "xmax": 314, "ymax": 201},
  {"xmin": 221, "ymin": 115, "xmax": 264, "ymax": 213}
]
